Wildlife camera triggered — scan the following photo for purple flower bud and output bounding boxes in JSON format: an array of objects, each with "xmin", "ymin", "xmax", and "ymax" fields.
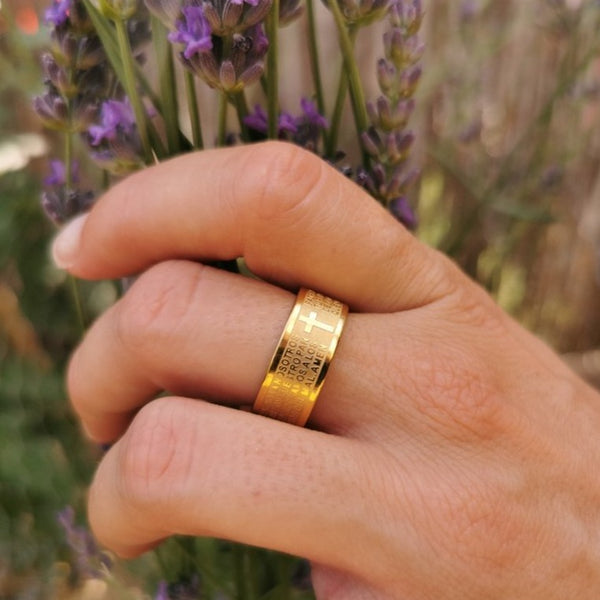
[
  {"xmin": 390, "ymin": 196, "xmax": 417, "ymax": 229},
  {"xmin": 42, "ymin": 188, "xmax": 95, "ymax": 225},
  {"xmin": 169, "ymin": 6, "xmax": 213, "ymax": 59},
  {"xmin": 155, "ymin": 581, "xmax": 170, "ymax": 600},
  {"xmin": 56, "ymin": 506, "xmax": 111, "ymax": 578},
  {"xmin": 88, "ymin": 98, "xmax": 136, "ymax": 146},
  {"xmin": 388, "ymin": 0, "xmax": 422, "ymax": 33},
  {"xmin": 244, "ymin": 104, "xmax": 268, "ymax": 132},
  {"xmin": 45, "ymin": 0, "xmax": 73, "ymax": 27},
  {"xmin": 219, "ymin": 60, "xmax": 237, "ymax": 90},
  {"xmin": 44, "ymin": 159, "xmax": 80, "ymax": 186},
  {"xmin": 33, "ymin": 91, "xmax": 69, "ymax": 130},
  {"xmin": 298, "ymin": 98, "xmax": 328, "ymax": 129},
  {"xmin": 222, "ymin": 0, "xmax": 245, "ymax": 28},
  {"xmin": 279, "ymin": 112, "xmax": 298, "ymax": 134},
  {"xmin": 398, "ymin": 65, "xmax": 421, "ymax": 97},
  {"xmin": 376, "ymin": 58, "xmax": 396, "ymax": 93},
  {"xmin": 244, "ymin": 104, "xmax": 297, "ymax": 137}
]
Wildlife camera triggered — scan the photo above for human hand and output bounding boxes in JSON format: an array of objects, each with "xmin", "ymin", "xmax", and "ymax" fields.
[{"xmin": 53, "ymin": 142, "xmax": 600, "ymax": 599}]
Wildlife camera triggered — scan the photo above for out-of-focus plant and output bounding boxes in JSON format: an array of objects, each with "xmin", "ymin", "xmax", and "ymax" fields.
[
  {"xmin": 419, "ymin": 0, "xmax": 600, "ymax": 350},
  {"xmin": 4, "ymin": 0, "xmax": 599, "ymax": 597}
]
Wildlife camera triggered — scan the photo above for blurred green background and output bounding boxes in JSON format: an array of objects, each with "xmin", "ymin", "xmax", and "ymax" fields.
[{"xmin": 0, "ymin": 0, "xmax": 599, "ymax": 598}]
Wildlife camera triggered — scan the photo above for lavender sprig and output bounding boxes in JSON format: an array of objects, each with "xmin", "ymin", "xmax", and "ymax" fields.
[
  {"xmin": 168, "ymin": 3, "xmax": 269, "ymax": 94},
  {"xmin": 361, "ymin": 0, "xmax": 423, "ymax": 227},
  {"xmin": 57, "ymin": 506, "xmax": 113, "ymax": 580}
]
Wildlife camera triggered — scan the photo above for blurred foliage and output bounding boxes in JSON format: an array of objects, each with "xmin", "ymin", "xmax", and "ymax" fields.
[
  {"xmin": 417, "ymin": 0, "xmax": 600, "ymax": 350},
  {"xmin": 1, "ymin": 0, "xmax": 600, "ymax": 598}
]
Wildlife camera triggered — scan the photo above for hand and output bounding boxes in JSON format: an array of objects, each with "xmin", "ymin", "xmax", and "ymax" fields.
[{"xmin": 54, "ymin": 142, "xmax": 600, "ymax": 599}]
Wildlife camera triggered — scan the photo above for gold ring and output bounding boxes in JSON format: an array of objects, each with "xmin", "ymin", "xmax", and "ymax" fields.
[{"xmin": 253, "ymin": 288, "xmax": 348, "ymax": 426}]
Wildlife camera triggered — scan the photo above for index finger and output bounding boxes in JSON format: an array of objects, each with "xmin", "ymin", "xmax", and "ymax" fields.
[{"xmin": 53, "ymin": 141, "xmax": 457, "ymax": 311}]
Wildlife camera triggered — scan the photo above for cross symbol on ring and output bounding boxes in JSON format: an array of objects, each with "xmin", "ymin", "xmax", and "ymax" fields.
[{"xmin": 299, "ymin": 311, "xmax": 335, "ymax": 334}]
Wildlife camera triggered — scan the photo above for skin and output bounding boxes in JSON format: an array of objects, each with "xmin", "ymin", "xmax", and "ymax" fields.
[{"xmin": 53, "ymin": 142, "xmax": 600, "ymax": 599}]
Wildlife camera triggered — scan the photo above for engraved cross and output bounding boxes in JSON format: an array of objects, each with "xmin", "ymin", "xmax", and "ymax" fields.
[{"xmin": 299, "ymin": 311, "xmax": 335, "ymax": 334}]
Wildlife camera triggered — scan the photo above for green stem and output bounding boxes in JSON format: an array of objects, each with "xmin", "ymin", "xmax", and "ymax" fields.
[
  {"xmin": 68, "ymin": 275, "xmax": 87, "ymax": 334},
  {"xmin": 325, "ymin": 58, "xmax": 350, "ymax": 157},
  {"xmin": 266, "ymin": 0, "xmax": 280, "ymax": 139},
  {"xmin": 218, "ymin": 91, "xmax": 228, "ymax": 146},
  {"xmin": 63, "ymin": 115, "xmax": 87, "ymax": 332},
  {"xmin": 306, "ymin": 0, "xmax": 326, "ymax": 118},
  {"xmin": 114, "ymin": 17, "xmax": 153, "ymax": 163},
  {"xmin": 233, "ymin": 91, "xmax": 250, "ymax": 142},
  {"xmin": 233, "ymin": 545, "xmax": 248, "ymax": 600},
  {"xmin": 327, "ymin": 5, "xmax": 368, "ymax": 163},
  {"xmin": 184, "ymin": 71, "xmax": 204, "ymax": 149},
  {"xmin": 152, "ymin": 16, "xmax": 180, "ymax": 154}
]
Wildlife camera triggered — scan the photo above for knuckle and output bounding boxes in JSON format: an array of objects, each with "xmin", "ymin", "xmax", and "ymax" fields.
[
  {"xmin": 115, "ymin": 260, "xmax": 205, "ymax": 355},
  {"xmin": 245, "ymin": 141, "xmax": 325, "ymax": 221},
  {"xmin": 116, "ymin": 399, "xmax": 196, "ymax": 510}
]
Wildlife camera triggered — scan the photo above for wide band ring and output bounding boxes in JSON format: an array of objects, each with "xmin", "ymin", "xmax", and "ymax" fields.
[{"xmin": 253, "ymin": 288, "xmax": 349, "ymax": 426}]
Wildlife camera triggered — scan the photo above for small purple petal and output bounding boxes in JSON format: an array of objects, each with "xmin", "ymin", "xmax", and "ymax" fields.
[
  {"xmin": 155, "ymin": 581, "xmax": 170, "ymax": 600},
  {"xmin": 169, "ymin": 6, "xmax": 213, "ymax": 58},
  {"xmin": 45, "ymin": 0, "xmax": 72, "ymax": 26},
  {"xmin": 44, "ymin": 159, "xmax": 80, "ymax": 186},
  {"xmin": 243, "ymin": 104, "xmax": 268, "ymax": 133},
  {"xmin": 390, "ymin": 196, "xmax": 417, "ymax": 229},
  {"xmin": 88, "ymin": 98, "xmax": 136, "ymax": 146},
  {"xmin": 278, "ymin": 112, "xmax": 298, "ymax": 134},
  {"xmin": 298, "ymin": 98, "xmax": 328, "ymax": 129}
]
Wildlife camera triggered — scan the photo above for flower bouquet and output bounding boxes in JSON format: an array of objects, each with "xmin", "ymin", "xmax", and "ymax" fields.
[{"xmin": 34, "ymin": 0, "xmax": 423, "ymax": 596}]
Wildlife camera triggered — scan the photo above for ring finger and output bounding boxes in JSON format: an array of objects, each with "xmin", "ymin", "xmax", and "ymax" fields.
[{"xmin": 68, "ymin": 259, "xmax": 388, "ymax": 442}]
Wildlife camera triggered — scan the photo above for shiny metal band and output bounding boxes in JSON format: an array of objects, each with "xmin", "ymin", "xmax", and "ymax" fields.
[{"xmin": 253, "ymin": 288, "xmax": 348, "ymax": 426}]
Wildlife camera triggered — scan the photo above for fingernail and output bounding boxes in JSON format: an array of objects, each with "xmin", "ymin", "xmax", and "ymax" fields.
[{"xmin": 52, "ymin": 213, "xmax": 88, "ymax": 269}]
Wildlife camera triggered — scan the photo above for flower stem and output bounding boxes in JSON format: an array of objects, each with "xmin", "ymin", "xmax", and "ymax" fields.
[
  {"xmin": 326, "ymin": 53, "xmax": 350, "ymax": 157},
  {"xmin": 217, "ymin": 91, "xmax": 228, "ymax": 146},
  {"xmin": 152, "ymin": 15, "xmax": 180, "ymax": 154},
  {"xmin": 184, "ymin": 71, "xmax": 204, "ymax": 149},
  {"xmin": 327, "ymin": 5, "xmax": 369, "ymax": 163},
  {"xmin": 114, "ymin": 17, "xmax": 153, "ymax": 163},
  {"xmin": 233, "ymin": 91, "xmax": 250, "ymax": 142},
  {"xmin": 306, "ymin": 0, "xmax": 326, "ymax": 118},
  {"xmin": 64, "ymin": 118, "xmax": 87, "ymax": 332},
  {"xmin": 266, "ymin": 0, "xmax": 280, "ymax": 139}
]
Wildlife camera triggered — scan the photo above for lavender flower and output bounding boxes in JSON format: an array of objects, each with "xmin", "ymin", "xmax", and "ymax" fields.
[
  {"xmin": 179, "ymin": 22, "xmax": 268, "ymax": 91},
  {"xmin": 155, "ymin": 581, "xmax": 171, "ymax": 600},
  {"xmin": 34, "ymin": 1, "xmax": 108, "ymax": 135},
  {"xmin": 56, "ymin": 506, "xmax": 112, "ymax": 579},
  {"xmin": 244, "ymin": 104, "xmax": 297, "ymax": 136},
  {"xmin": 87, "ymin": 98, "xmax": 144, "ymax": 173},
  {"xmin": 361, "ymin": 0, "xmax": 424, "ymax": 228},
  {"xmin": 44, "ymin": 159, "xmax": 79, "ymax": 185},
  {"xmin": 168, "ymin": 6, "xmax": 213, "ymax": 59},
  {"xmin": 293, "ymin": 98, "xmax": 329, "ymax": 150},
  {"xmin": 45, "ymin": 0, "xmax": 73, "ymax": 26},
  {"xmin": 199, "ymin": 0, "xmax": 271, "ymax": 37},
  {"xmin": 41, "ymin": 160, "xmax": 94, "ymax": 224},
  {"xmin": 244, "ymin": 99, "xmax": 329, "ymax": 150},
  {"xmin": 89, "ymin": 98, "xmax": 137, "ymax": 145}
]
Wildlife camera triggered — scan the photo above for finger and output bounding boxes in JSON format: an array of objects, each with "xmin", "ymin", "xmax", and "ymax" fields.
[
  {"xmin": 68, "ymin": 260, "xmax": 382, "ymax": 443},
  {"xmin": 88, "ymin": 397, "xmax": 406, "ymax": 589},
  {"xmin": 53, "ymin": 142, "xmax": 457, "ymax": 312}
]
